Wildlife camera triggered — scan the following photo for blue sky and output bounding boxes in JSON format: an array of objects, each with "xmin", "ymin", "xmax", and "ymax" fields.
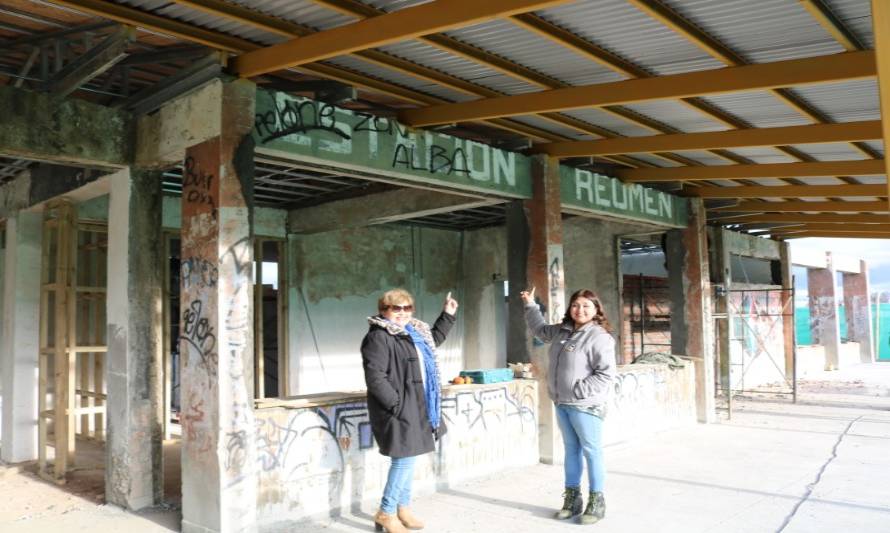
[{"xmin": 789, "ymin": 238, "xmax": 890, "ymax": 296}]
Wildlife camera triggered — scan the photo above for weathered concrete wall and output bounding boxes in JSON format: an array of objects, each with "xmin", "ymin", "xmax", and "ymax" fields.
[
  {"xmin": 461, "ymin": 226, "xmax": 507, "ymax": 370},
  {"xmin": 252, "ymin": 361, "xmax": 695, "ymax": 528},
  {"xmin": 287, "ymin": 224, "xmax": 463, "ymax": 395},
  {"xmin": 0, "ymin": 85, "xmax": 132, "ymax": 168},
  {"xmin": 75, "ymin": 194, "xmax": 286, "ymax": 237},
  {"xmin": 254, "ymin": 380, "xmax": 539, "ymax": 530},
  {"xmin": 603, "ymin": 363, "xmax": 697, "ymax": 445}
]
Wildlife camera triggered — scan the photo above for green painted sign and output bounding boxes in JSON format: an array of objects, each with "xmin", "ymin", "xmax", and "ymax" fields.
[
  {"xmin": 253, "ymin": 90, "xmax": 687, "ymax": 227},
  {"xmin": 254, "ymin": 90, "xmax": 531, "ymax": 198},
  {"xmin": 560, "ymin": 167, "xmax": 688, "ymax": 227}
]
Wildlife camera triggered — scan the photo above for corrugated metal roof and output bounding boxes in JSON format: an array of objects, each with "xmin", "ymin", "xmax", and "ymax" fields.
[
  {"xmin": 699, "ymin": 91, "xmax": 814, "ymax": 128},
  {"xmin": 789, "ymin": 79, "xmax": 879, "ymax": 123},
  {"xmin": 620, "ymin": 100, "xmax": 728, "ymax": 133},
  {"xmin": 536, "ymin": 0, "xmax": 725, "ymax": 76},
  {"xmin": 444, "ymin": 18, "xmax": 625, "ymax": 88},
  {"xmin": 323, "ymin": 56, "xmax": 472, "ymax": 103},
  {"xmin": 661, "ymin": 0, "xmax": 846, "ymax": 63},
  {"xmin": 824, "ymin": 0, "xmax": 874, "ymax": 48},
  {"xmin": 794, "ymin": 176, "xmax": 850, "ymax": 185},
  {"xmin": 560, "ymin": 108, "xmax": 656, "ymax": 137},
  {"xmin": 852, "ymin": 176, "xmax": 887, "ymax": 185},
  {"xmin": 790, "ymin": 142, "xmax": 870, "ymax": 161},
  {"xmin": 237, "ymin": 0, "xmax": 360, "ymax": 30},
  {"xmin": 671, "ymin": 152, "xmax": 734, "ymax": 166},
  {"xmin": 505, "ymin": 115, "xmax": 588, "ymax": 140},
  {"xmin": 720, "ymin": 147, "xmax": 798, "ymax": 164}
]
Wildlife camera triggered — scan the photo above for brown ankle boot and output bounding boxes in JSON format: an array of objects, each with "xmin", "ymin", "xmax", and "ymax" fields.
[
  {"xmin": 397, "ymin": 506, "xmax": 425, "ymax": 530},
  {"xmin": 374, "ymin": 510, "xmax": 409, "ymax": 533}
]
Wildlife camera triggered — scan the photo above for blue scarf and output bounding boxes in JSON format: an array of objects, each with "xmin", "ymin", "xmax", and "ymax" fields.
[{"xmin": 405, "ymin": 323, "xmax": 441, "ymax": 430}]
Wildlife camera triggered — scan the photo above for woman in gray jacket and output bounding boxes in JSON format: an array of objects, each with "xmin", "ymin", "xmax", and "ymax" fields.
[{"xmin": 520, "ymin": 287, "xmax": 616, "ymax": 525}]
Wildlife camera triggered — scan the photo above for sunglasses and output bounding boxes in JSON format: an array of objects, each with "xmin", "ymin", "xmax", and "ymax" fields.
[{"xmin": 385, "ymin": 304, "xmax": 414, "ymax": 312}]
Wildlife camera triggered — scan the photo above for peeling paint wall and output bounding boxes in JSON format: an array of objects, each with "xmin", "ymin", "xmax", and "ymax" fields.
[{"xmin": 287, "ymin": 224, "xmax": 463, "ymax": 395}]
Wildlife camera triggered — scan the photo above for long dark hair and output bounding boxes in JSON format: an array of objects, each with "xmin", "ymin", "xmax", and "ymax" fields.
[{"xmin": 563, "ymin": 289, "xmax": 612, "ymax": 333}]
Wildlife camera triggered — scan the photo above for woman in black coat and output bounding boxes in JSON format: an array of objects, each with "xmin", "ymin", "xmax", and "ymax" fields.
[{"xmin": 362, "ymin": 288, "xmax": 457, "ymax": 533}]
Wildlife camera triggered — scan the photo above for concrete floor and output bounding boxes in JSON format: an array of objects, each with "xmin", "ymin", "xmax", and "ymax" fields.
[{"xmin": 1, "ymin": 363, "xmax": 888, "ymax": 532}]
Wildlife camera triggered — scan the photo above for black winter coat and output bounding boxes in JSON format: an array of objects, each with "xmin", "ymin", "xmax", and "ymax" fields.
[{"xmin": 361, "ymin": 312, "xmax": 455, "ymax": 458}]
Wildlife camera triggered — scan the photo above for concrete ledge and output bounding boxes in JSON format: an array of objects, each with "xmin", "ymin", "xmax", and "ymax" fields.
[{"xmin": 254, "ymin": 380, "xmax": 539, "ymax": 529}]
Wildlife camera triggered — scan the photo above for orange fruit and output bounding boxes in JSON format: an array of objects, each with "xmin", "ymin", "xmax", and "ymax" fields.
[{"xmin": 453, "ymin": 376, "xmax": 465, "ymax": 385}]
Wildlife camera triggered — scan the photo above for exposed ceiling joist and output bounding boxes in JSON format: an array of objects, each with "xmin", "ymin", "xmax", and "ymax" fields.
[
  {"xmin": 538, "ymin": 121, "xmax": 881, "ymax": 158},
  {"xmin": 231, "ymin": 0, "xmax": 571, "ymax": 78},
  {"xmin": 691, "ymin": 184, "xmax": 888, "ymax": 199},
  {"xmin": 801, "ymin": 0, "xmax": 864, "ymax": 52},
  {"xmin": 767, "ymin": 222, "xmax": 890, "ymax": 232},
  {"xmin": 712, "ymin": 201, "xmax": 889, "ymax": 213},
  {"xmin": 400, "ymin": 51, "xmax": 875, "ymax": 127},
  {"xmin": 616, "ymin": 160, "xmax": 885, "ymax": 182},
  {"xmin": 43, "ymin": 25, "xmax": 134, "ymax": 97}
]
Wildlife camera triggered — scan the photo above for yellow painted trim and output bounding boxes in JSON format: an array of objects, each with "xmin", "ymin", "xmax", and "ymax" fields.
[{"xmin": 714, "ymin": 213, "xmax": 890, "ymax": 223}]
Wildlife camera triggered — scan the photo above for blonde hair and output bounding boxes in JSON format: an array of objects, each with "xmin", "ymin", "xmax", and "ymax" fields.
[{"xmin": 378, "ymin": 288, "xmax": 414, "ymax": 313}]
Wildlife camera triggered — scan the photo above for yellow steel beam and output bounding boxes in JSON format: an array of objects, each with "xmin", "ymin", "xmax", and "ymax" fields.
[
  {"xmin": 630, "ymin": 0, "xmax": 878, "ymax": 160},
  {"xmin": 538, "ymin": 121, "xmax": 881, "ymax": 158},
  {"xmin": 616, "ymin": 159, "xmax": 885, "ymax": 182},
  {"xmin": 691, "ymin": 184, "xmax": 888, "ymax": 198},
  {"xmin": 775, "ymin": 231, "xmax": 890, "ymax": 239},
  {"xmin": 873, "ymin": 0, "xmax": 890, "ymax": 208},
  {"xmin": 231, "ymin": 0, "xmax": 571, "ymax": 78},
  {"xmin": 712, "ymin": 201, "xmax": 890, "ymax": 212},
  {"xmin": 311, "ymin": 0, "xmax": 738, "ymax": 169},
  {"xmin": 55, "ymin": 0, "xmax": 575, "ymax": 144},
  {"xmin": 713, "ymin": 213, "xmax": 890, "ymax": 223},
  {"xmin": 765, "ymin": 222, "xmax": 890, "ymax": 232},
  {"xmin": 400, "ymin": 51, "xmax": 875, "ymax": 127}
]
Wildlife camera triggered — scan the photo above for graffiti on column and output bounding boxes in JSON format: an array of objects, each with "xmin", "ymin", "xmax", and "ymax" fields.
[
  {"xmin": 183, "ymin": 155, "xmax": 218, "ymax": 215},
  {"xmin": 548, "ymin": 248, "xmax": 564, "ymax": 324}
]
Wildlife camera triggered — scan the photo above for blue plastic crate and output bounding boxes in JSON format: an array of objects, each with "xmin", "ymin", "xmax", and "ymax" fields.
[{"xmin": 459, "ymin": 368, "xmax": 514, "ymax": 384}]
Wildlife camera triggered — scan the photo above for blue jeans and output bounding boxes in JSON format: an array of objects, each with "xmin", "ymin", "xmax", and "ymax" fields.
[
  {"xmin": 380, "ymin": 456, "xmax": 417, "ymax": 514},
  {"xmin": 555, "ymin": 403, "xmax": 605, "ymax": 492}
]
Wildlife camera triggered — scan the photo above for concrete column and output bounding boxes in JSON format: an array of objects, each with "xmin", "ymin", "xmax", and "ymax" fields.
[
  {"xmin": 179, "ymin": 80, "xmax": 257, "ymax": 533},
  {"xmin": 507, "ymin": 155, "xmax": 564, "ymax": 464},
  {"xmin": 779, "ymin": 242, "xmax": 795, "ymax": 376},
  {"xmin": 666, "ymin": 198, "xmax": 715, "ymax": 423},
  {"xmin": 808, "ymin": 253, "xmax": 841, "ymax": 370},
  {"xmin": 843, "ymin": 260, "xmax": 874, "ymax": 363},
  {"xmin": 105, "ymin": 167, "xmax": 164, "ymax": 509},
  {"xmin": 1, "ymin": 212, "xmax": 42, "ymax": 462}
]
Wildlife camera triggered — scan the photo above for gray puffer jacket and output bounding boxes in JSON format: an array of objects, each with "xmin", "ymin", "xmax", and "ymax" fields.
[{"xmin": 525, "ymin": 302, "xmax": 616, "ymax": 409}]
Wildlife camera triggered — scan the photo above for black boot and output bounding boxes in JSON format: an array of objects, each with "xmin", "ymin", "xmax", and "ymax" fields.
[
  {"xmin": 554, "ymin": 487, "xmax": 582, "ymax": 520},
  {"xmin": 580, "ymin": 491, "xmax": 605, "ymax": 525}
]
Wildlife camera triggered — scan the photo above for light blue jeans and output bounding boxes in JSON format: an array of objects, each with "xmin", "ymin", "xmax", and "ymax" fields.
[
  {"xmin": 555, "ymin": 403, "xmax": 605, "ymax": 492},
  {"xmin": 380, "ymin": 456, "xmax": 417, "ymax": 514}
]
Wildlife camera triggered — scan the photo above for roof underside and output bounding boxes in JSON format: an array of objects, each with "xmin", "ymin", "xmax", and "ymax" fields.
[{"xmin": 0, "ymin": 0, "xmax": 888, "ymax": 238}]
